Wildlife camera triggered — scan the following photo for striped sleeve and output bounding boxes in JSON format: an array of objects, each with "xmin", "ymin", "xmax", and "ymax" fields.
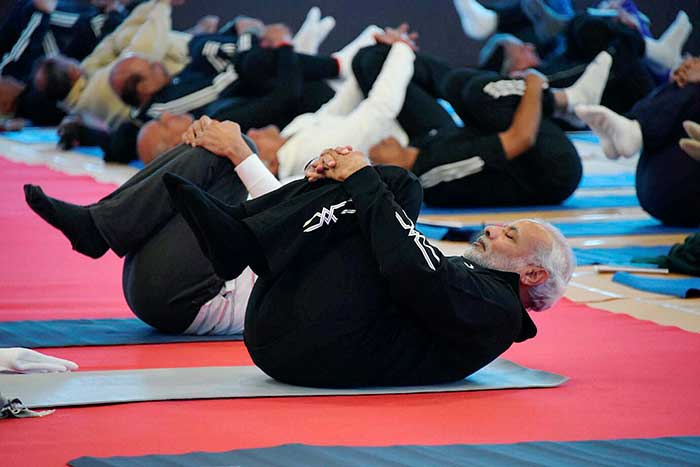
[
  {"xmin": 0, "ymin": 6, "xmax": 48, "ymax": 76},
  {"xmin": 145, "ymin": 67, "xmax": 239, "ymax": 118}
]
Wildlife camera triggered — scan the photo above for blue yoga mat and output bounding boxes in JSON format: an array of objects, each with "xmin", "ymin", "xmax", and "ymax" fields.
[
  {"xmin": 3, "ymin": 127, "xmax": 60, "ymax": 144},
  {"xmin": 568, "ymin": 131, "xmax": 600, "ymax": 144},
  {"xmin": 418, "ymin": 219, "xmax": 696, "ymax": 241},
  {"xmin": 3, "ymin": 127, "xmax": 145, "ymax": 169},
  {"xmin": 69, "ymin": 436, "xmax": 700, "ymax": 467},
  {"xmin": 420, "ymin": 193, "xmax": 639, "ymax": 216},
  {"xmin": 579, "ymin": 173, "xmax": 635, "ymax": 189},
  {"xmin": 574, "ymin": 245, "xmax": 671, "ymax": 266},
  {"xmin": 612, "ymin": 272, "xmax": 700, "ymax": 298},
  {"xmin": 0, "ymin": 318, "xmax": 242, "ymax": 347}
]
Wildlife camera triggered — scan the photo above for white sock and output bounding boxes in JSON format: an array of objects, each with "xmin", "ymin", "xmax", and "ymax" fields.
[
  {"xmin": 332, "ymin": 25, "xmax": 383, "ymax": 79},
  {"xmin": 575, "ymin": 105, "xmax": 643, "ymax": 159},
  {"xmin": 453, "ymin": 0, "xmax": 497, "ymax": 40},
  {"xmin": 644, "ymin": 11, "xmax": 692, "ymax": 69},
  {"xmin": 563, "ymin": 51, "xmax": 612, "ymax": 112},
  {"xmin": 293, "ymin": 8, "xmax": 336, "ymax": 55},
  {"xmin": 293, "ymin": 7, "xmax": 323, "ymax": 55}
]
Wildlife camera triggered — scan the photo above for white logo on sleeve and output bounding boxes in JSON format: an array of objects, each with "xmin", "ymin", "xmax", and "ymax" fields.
[
  {"xmin": 463, "ymin": 261, "xmax": 474, "ymax": 269},
  {"xmin": 394, "ymin": 211, "xmax": 440, "ymax": 271},
  {"xmin": 303, "ymin": 200, "xmax": 355, "ymax": 232}
]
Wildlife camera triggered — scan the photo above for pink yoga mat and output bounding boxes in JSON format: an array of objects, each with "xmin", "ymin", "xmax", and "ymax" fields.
[{"xmin": 0, "ymin": 158, "xmax": 129, "ymax": 321}]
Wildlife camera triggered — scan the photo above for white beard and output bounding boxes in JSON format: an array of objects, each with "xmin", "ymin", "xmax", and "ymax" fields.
[{"xmin": 462, "ymin": 243, "xmax": 524, "ymax": 273}]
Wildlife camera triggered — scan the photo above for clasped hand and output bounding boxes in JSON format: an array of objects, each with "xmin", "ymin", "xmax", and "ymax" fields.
[
  {"xmin": 182, "ymin": 116, "xmax": 253, "ymax": 165},
  {"xmin": 305, "ymin": 146, "xmax": 370, "ymax": 182}
]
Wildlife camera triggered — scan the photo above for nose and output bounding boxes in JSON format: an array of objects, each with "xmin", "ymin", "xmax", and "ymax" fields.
[{"xmin": 484, "ymin": 225, "xmax": 503, "ymax": 238}]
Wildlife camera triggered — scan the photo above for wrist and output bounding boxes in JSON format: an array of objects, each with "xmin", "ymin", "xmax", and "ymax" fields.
[{"xmin": 226, "ymin": 142, "xmax": 254, "ymax": 166}]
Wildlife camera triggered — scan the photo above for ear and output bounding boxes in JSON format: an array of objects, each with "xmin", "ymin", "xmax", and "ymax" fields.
[{"xmin": 520, "ymin": 266, "xmax": 548, "ymax": 287}]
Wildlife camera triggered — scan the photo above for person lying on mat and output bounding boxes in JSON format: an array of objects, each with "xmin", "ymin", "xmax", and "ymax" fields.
[
  {"xmin": 574, "ymin": 56, "xmax": 700, "ymax": 227},
  {"xmin": 24, "ymin": 118, "xmax": 574, "ymax": 389},
  {"xmin": 476, "ymin": 9, "xmax": 692, "ymax": 115},
  {"xmin": 354, "ymin": 45, "xmax": 611, "ymax": 207}
]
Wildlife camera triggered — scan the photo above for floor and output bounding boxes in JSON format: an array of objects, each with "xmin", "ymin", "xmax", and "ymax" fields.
[{"xmin": 1, "ymin": 132, "xmax": 699, "ymax": 466}]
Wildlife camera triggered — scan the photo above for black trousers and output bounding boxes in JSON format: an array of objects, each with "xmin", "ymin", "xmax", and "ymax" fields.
[
  {"xmin": 212, "ymin": 47, "xmax": 337, "ymax": 130},
  {"xmin": 352, "ymin": 44, "xmax": 456, "ymax": 145},
  {"xmin": 488, "ymin": 0, "xmax": 574, "ymax": 54},
  {"xmin": 631, "ymin": 83, "xmax": 700, "ymax": 226},
  {"xmin": 545, "ymin": 14, "xmax": 655, "ymax": 114},
  {"xmin": 89, "ymin": 144, "xmax": 249, "ymax": 332}
]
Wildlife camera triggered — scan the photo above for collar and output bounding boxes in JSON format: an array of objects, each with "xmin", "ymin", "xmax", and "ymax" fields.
[
  {"xmin": 459, "ymin": 258, "xmax": 536, "ymax": 341},
  {"xmin": 64, "ymin": 76, "xmax": 87, "ymax": 106}
]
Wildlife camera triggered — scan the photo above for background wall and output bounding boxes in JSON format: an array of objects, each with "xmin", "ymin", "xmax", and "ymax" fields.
[
  {"xmin": 168, "ymin": 0, "xmax": 699, "ymax": 67},
  {"xmin": 0, "ymin": 0, "xmax": 697, "ymax": 67}
]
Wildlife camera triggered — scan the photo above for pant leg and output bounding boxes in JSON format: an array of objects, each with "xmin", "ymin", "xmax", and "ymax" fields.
[
  {"xmin": 352, "ymin": 44, "xmax": 456, "ymax": 143},
  {"xmin": 90, "ymin": 144, "xmax": 249, "ymax": 257},
  {"xmin": 421, "ymin": 119, "xmax": 580, "ymax": 207},
  {"xmin": 442, "ymin": 69, "xmax": 556, "ymax": 132},
  {"xmin": 211, "ymin": 80, "xmax": 334, "ymax": 132},
  {"xmin": 633, "ymin": 83, "xmax": 700, "ymax": 226},
  {"xmin": 565, "ymin": 14, "xmax": 653, "ymax": 114},
  {"xmin": 120, "ymin": 147, "xmax": 252, "ymax": 333},
  {"xmin": 628, "ymin": 83, "xmax": 700, "ymax": 153},
  {"xmin": 489, "ymin": 0, "xmax": 530, "ymax": 33},
  {"xmin": 235, "ymin": 47, "xmax": 338, "ymax": 95},
  {"xmin": 636, "ymin": 144, "xmax": 700, "ymax": 226},
  {"xmin": 122, "ymin": 214, "xmax": 224, "ymax": 333}
]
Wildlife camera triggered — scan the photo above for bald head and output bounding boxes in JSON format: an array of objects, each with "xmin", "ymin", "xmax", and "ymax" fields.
[
  {"xmin": 109, "ymin": 55, "xmax": 170, "ymax": 108},
  {"xmin": 137, "ymin": 113, "xmax": 194, "ymax": 164}
]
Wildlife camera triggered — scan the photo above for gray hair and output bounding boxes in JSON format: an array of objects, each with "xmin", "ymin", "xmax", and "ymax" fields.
[{"xmin": 524, "ymin": 219, "xmax": 576, "ymax": 311}]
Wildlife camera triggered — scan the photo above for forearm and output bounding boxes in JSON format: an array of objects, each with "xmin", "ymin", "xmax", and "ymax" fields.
[
  {"xmin": 344, "ymin": 166, "xmax": 436, "ymax": 270},
  {"xmin": 498, "ymin": 76, "xmax": 543, "ymax": 159}
]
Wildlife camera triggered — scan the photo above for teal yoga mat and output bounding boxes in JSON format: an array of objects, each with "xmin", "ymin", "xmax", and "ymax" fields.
[
  {"xmin": 612, "ymin": 272, "xmax": 700, "ymax": 298},
  {"xmin": 69, "ymin": 436, "xmax": 700, "ymax": 467},
  {"xmin": 0, "ymin": 359, "xmax": 567, "ymax": 408},
  {"xmin": 0, "ymin": 318, "xmax": 242, "ymax": 347}
]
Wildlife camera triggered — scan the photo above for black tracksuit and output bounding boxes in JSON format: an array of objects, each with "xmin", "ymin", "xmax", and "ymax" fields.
[
  {"xmin": 238, "ymin": 166, "xmax": 537, "ymax": 388},
  {"xmin": 352, "ymin": 45, "xmax": 581, "ymax": 208},
  {"xmin": 105, "ymin": 36, "xmax": 336, "ymax": 164},
  {"xmin": 0, "ymin": 0, "xmax": 125, "ymax": 82}
]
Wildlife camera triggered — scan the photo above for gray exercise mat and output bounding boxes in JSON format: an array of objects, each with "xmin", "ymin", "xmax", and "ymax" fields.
[{"xmin": 0, "ymin": 359, "xmax": 566, "ymax": 408}]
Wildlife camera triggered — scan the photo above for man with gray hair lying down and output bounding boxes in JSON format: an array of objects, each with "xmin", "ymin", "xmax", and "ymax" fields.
[
  {"xmin": 163, "ymin": 123, "xmax": 575, "ymax": 388},
  {"xmin": 24, "ymin": 117, "xmax": 574, "ymax": 387}
]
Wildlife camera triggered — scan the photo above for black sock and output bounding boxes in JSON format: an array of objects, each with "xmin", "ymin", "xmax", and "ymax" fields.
[
  {"xmin": 162, "ymin": 173, "xmax": 266, "ymax": 280},
  {"xmin": 23, "ymin": 184, "xmax": 109, "ymax": 258}
]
